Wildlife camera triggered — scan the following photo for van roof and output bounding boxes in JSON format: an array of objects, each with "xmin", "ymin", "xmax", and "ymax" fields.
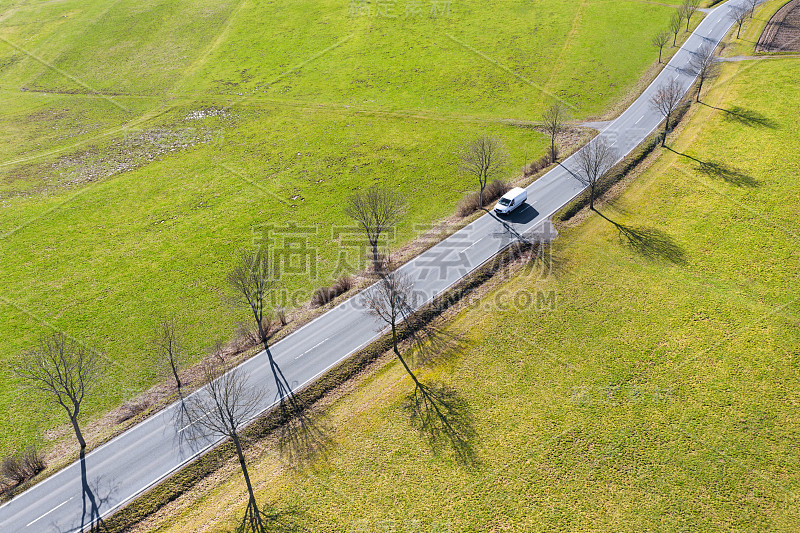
[{"xmin": 503, "ymin": 187, "xmax": 525, "ymax": 197}]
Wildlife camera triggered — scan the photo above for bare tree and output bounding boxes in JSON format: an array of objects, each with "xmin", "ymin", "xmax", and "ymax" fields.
[
  {"xmin": 575, "ymin": 137, "xmax": 617, "ymax": 211},
  {"xmin": 460, "ymin": 134, "xmax": 509, "ymax": 210},
  {"xmin": 687, "ymin": 44, "xmax": 718, "ymax": 102},
  {"xmin": 363, "ymin": 270, "xmax": 476, "ymax": 463},
  {"xmin": 228, "ymin": 247, "xmax": 275, "ymax": 353},
  {"xmin": 228, "ymin": 248, "xmax": 329, "ymax": 465},
  {"xmin": 183, "ymin": 365, "xmax": 268, "ymax": 533},
  {"xmin": 649, "ymin": 78, "xmax": 684, "ymax": 146},
  {"xmin": 748, "ymin": 0, "xmax": 759, "ymax": 17},
  {"xmin": 730, "ymin": 5, "xmax": 749, "ymax": 38},
  {"xmin": 670, "ymin": 12, "xmax": 684, "ymax": 46},
  {"xmin": 542, "ymin": 104, "xmax": 568, "ymax": 162},
  {"xmin": 652, "ymin": 30, "xmax": 670, "ymax": 63},
  {"xmin": 154, "ymin": 316, "xmax": 186, "ymax": 393},
  {"xmin": 14, "ymin": 333, "xmax": 100, "ymax": 450},
  {"xmin": 344, "ymin": 186, "xmax": 406, "ymax": 273},
  {"xmin": 681, "ymin": 0, "xmax": 699, "ymax": 31}
]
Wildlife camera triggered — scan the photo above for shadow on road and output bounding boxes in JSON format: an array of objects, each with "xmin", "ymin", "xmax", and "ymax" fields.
[
  {"xmin": 52, "ymin": 451, "xmax": 117, "ymax": 533},
  {"xmin": 667, "ymin": 147, "xmax": 760, "ymax": 187},
  {"xmin": 596, "ymin": 211, "xmax": 687, "ymax": 265},
  {"xmin": 486, "ymin": 206, "xmax": 538, "ymax": 245},
  {"xmin": 702, "ymin": 102, "xmax": 778, "ymax": 128}
]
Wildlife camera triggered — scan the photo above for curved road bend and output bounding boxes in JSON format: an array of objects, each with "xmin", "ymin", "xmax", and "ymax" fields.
[{"xmin": 0, "ymin": 1, "xmax": 750, "ymax": 530}]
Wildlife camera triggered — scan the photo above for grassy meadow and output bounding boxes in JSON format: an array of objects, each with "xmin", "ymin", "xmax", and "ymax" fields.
[
  {"xmin": 146, "ymin": 57, "xmax": 800, "ymax": 531},
  {"xmin": 1, "ymin": 0, "xmax": 680, "ymax": 456}
]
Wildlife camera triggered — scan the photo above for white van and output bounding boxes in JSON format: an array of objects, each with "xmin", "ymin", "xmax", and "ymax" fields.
[{"xmin": 494, "ymin": 187, "xmax": 527, "ymax": 214}]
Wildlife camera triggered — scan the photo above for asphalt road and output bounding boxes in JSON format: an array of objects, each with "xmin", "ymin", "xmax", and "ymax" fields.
[{"xmin": 0, "ymin": 1, "xmax": 750, "ymax": 530}]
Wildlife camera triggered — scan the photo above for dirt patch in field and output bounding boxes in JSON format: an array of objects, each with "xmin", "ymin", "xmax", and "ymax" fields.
[{"xmin": 757, "ymin": 0, "xmax": 800, "ymax": 52}]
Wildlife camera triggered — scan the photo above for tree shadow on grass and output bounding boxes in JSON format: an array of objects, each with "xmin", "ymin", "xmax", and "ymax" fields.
[
  {"xmin": 596, "ymin": 211, "xmax": 687, "ymax": 265},
  {"xmin": 696, "ymin": 160, "xmax": 760, "ymax": 187},
  {"xmin": 710, "ymin": 104, "xmax": 779, "ymax": 129},
  {"xmin": 236, "ymin": 501, "xmax": 302, "ymax": 533},
  {"xmin": 666, "ymin": 147, "xmax": 760, "ymax": 188},
  {"xmin": 404, "ymin": 380, "xmax": 477, "ymax": 467}
]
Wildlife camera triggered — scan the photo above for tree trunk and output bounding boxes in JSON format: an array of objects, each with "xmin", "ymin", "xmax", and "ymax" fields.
[
  {"xmin": 171, "ymin": 360, "xmax": 181, "ymax": 391},
  {"xmin": 71, "ymin": 415, "xmax": 87, "ymax": 449},
  {"xmin": 662, "ymin": 113, "xmax": 670, "ymax": 146},
  {"xmin": 232, "ymin": 432, "xmax": 264, "ymax": 532},
  {"xmin": 233, "ymin": 434, "xmax": 257, "ymax": 509}
]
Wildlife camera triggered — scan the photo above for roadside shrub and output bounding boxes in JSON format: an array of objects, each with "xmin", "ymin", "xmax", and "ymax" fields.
[
  {"xmin": 116, "ymin": 401, "xmax": 149, "ymax": 424},
  {"xmin": 484, "ymin": 179, "xmax": 511, "ymax": 201},
  {"xmin": 21, "ymin": 446, "xmax": 45, "ymax": 477},
  {"xmin": 1, "ymin": 456, "xmax": 27, "ymax": 486},
  {"xmin": 1, "ymin": 446, "xmax": 46, "ymax": 487},
  {"xmin": 311, "ymin": 276, "xmax": 354, "ymax": 308},
  {"xmin": 457, "ymin": 192, "xmax": 481, "ymax": 217},
  {"xmin": 276, "ymin": 308, "xmax": 288, "ymax": 326},
  {"xmin": 524, "ymin": 153, "xmax": 552, "ymax": 177},
  {"xmin": 311, "ymin": 287, "xmax": 335, "ymax": 307},
  {"xmin": 457, "ymin": 180, "xmax": 512, "ymax": 217},
  {"xmin": 334, "ymin": 275, "xmax": 354, "ymax": 293}
]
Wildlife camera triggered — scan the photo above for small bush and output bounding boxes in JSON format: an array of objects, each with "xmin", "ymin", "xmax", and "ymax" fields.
[
  {"xmin": 1, "ymin": 456, "xmax": 27, "ymax": 486},
  {"xmin": 116, "ymin": 401, "xmax": 150, "ymax": 424},
  {"xmin": 2, "ymin": 446, "xmax": 46, "ymax": 487},
  {"xmin": 276, "ymin": 308, "xmax": 288, "ymax": 326},
  {"xmin": 334, "ymin": 275, "xmax": 354, "ymax": 293},
  {"xmin": 524, "ymin": 153, "xmax": 552, "ymax": 176},
  {"xmin": 311, "ymin": 287, "xmax": 334, "ymax": 307},
  {"xmin": 457, "ymin": 192, "xmax": 481, "ymax": 217},
  {"xmin": 312, "ymin": 276, "xmax": 354, "ymax": 307},
  {"xmin": 484, "ymin": 180, "xmax": 511, "ymax": 202},
  {"xmin": 457, "ymin": 180, "xmax": 511, "ymax": 217},
  {"xmin": 21, "ymin": 446, "xmax": 45, "ymax": 477}
]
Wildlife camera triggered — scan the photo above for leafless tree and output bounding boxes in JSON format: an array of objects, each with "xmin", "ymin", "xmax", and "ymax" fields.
[
  {"xmin": 363, "ymin": 270, "xmax": 476, "ymax": 463},
  {"xmin": 649, "ymin": 78, "xmax": 684, "ymax": 146},
  {"xmin": 652, "ymin": 30, "xmax": 670, "ymax": 63},
  {"xmin": 344, "ymin": 186, "xmax": 406, "ymax": 273},
  {"xmin": 575, "ymin": 137, "xmax": 618, "ymax": 211},
  {"xmin": 687, "ymin": 44, "xmax": 718, "ymax": 102},
  {"xmin": 460, "ymin": 134, "xmax": 509, "ymax": 210},
  {"xmin": 748, "ymin": 0, "xmax": 759, "ymax": 17},
  {"xmin": 228, "ymin": 247, "xmax": 275, "ymax": 353},
  {"xmin": 14, "ymin": 333, "xmax": 101, "ymax": 450},
  {"xmin": 154, "ymin": 316, "xmax": 186, "ymax": 393},
  {"xmin": 681, "ymin": 0, "xmax": 700, "ymax": 31},
  {"xmin": 228, "ymin": 248, "xmax": 329, "ymax": 465},
  {"xmin": 730, "ymin": 5, "xmax": 749, "ymax": 38},
  {"xmin": 183, "ymin": 365, "xmax": 268, "ymax": 533},
  {"xmin": 670, "ymin": 12, "xmax": 684, "ymax": 46},
  {"xmin": 542, "ymin": 104, "xmax": 569, "ymax": 162}
]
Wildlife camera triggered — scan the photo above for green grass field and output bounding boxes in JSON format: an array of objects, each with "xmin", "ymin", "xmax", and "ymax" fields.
[
  {"xmin": 0, "ymin": 0, "xmax": 682, "ymax": 456},
  {"xmin": 148, "ymin": 57, "xmax": 800, "ymax": 532}
]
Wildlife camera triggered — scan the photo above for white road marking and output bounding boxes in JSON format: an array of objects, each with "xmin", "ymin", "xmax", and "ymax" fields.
[
  {"xmin": 634, "ymin": 114, "xmax": 645, "ymax": 125},
  {"xmin": 295, "ymin": 337, "xmax": 329, "ymax": 359},
  {"xmin": 462, "ymin": 237, "xmax": 484, "ymax": 252},
  {"xmin": 26, "ymin": 497, "xmax": 73, "ymax": 527},
  {"xmin": 179, "ymin": 410, "xmax": 213, "ymax": 432}
]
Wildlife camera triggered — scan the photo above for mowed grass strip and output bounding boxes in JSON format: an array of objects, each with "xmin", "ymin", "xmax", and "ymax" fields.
[{"xmin": 147, "ymin": 58, "xmax": 800, "ymax": 532}]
